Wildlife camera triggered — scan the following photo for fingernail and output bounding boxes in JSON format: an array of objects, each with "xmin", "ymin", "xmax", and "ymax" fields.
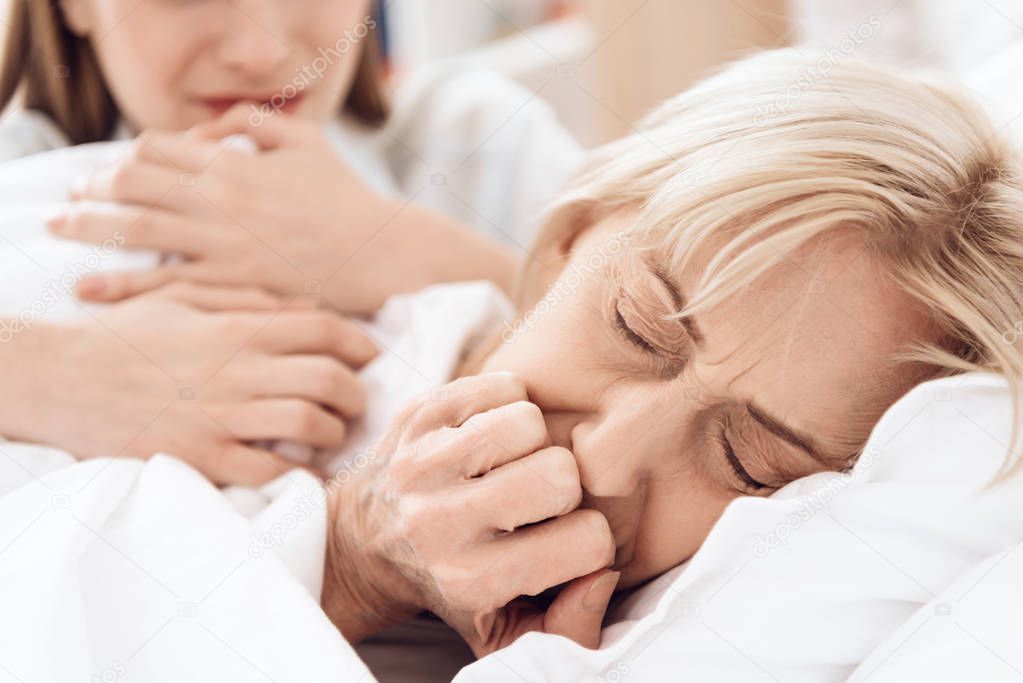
[
  {"xmin": 78, "ymin": 276, "xmax": 106, "ymax": 296},
  {"xmin": 46, "ymin": 213, "xmax": 67, "ymax": 233},
  {"xmin": 582, "ymin": 570, "xmax": 620, "ymax": 613},
  {"xmin": 68, "ymin": 178, "xmax": 86, "ymax": 200}
]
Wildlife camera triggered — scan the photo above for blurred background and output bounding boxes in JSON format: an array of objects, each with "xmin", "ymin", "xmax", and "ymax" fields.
[
  {"xmin": 376, "ymin": 0, "xmax": 1023, "ymax": 146},
  {"xmin": 2, "ymin": 0, "xmax": 1021, "ymax": 146},
  {"xmin": 379, "ymin": 0, "xmax": 787, "ymax": 146}
]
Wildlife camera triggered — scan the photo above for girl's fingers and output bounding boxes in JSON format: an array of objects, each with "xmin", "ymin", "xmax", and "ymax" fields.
[
  {"xmin": 190, "ymin": 102, "xmax": 312, "ymax": 149},
  {"xmin": 256, "ymin": 312, "xmax": 379, "ymax": 368},
  {"xmin": 213, "ymin": 399, "xmax": 348, "ymax": 449},
  {"xmin": 200, "ymin": 443, "xmax": 300, "ymax": 487},
  {"xmin": 49, "ymin": 204, "xmax": 217, "ymax": 255},
  {"xmin": 151, "ymin": 282, "xmax": 311, "ymax": 312},
  {"xmin": 71, "ymin": 160, "xmax": 192, "ymax": 209},
  {"xmin": 77, "ymin": 267, "xmax": 181, "ymax": 302},
  {"xmin": 249, "ymin": 354, "xmax": 366, "ymax": 419},
  {"xmin": 131, "ymin": 130, "xmax": 241, "ymax": 174}
]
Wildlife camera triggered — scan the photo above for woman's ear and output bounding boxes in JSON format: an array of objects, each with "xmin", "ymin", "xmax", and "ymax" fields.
[{"xmin": 59, "ymin": 0, "xmax": 95, "ymax": 36}]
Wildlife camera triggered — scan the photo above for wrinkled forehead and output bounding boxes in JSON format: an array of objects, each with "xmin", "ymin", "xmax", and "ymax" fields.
[
  {"xmin": 570, "ymin": 211, "xmax": 935, "ymax": 459},
  {"xmin": 684, "ymin": 236, "xmax": 936, "ymax": 457}
]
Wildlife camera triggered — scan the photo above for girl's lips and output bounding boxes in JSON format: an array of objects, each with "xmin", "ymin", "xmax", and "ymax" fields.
[{"xmin": 198, "ymin": 92, "xmax": 305, "ymax": 116}]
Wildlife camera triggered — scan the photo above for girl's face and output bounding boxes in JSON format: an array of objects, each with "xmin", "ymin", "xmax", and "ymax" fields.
[
  {"xmin": 477, "ymin": 212, "xmax": 933, "ymax": 588},
  {"xmin": 60, "ymin": 0, "xmax": 372, "ymax": 131}
]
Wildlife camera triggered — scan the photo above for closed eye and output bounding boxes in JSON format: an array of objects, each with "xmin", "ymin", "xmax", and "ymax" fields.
[
  {"xmin": 615, "ymin": 306, "xmax": 656, "ymax": 354},
  {"xmin": 719, "ymin": 429, "xmax": 767, "ymax": 491}
]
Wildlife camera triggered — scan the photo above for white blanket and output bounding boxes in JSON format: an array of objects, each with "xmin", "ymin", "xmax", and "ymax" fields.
[{"xmin": 0, "ymin": 448, "xmax": 372, "ymax": 682}]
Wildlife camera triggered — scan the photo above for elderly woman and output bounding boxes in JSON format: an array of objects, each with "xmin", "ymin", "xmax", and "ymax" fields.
[{"xmin": 310, "ymin": 50, "xmax": 1023, "ymax": 656}]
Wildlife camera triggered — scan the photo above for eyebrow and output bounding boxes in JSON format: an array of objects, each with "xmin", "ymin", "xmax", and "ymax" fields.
[
  {"xmin": 747, "ymin": 402, "xmax": 825, "ymax": 465},
  {"xmin": 650, "ymin": 266, "xmax": 706, "ymax": 348}
]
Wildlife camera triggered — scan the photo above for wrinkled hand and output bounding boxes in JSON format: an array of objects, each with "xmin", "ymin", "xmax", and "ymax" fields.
[
  {"xmin": 3, "ymin": 282, "xmax": 376, "ymax": 485},
  {"xmin": 322, "ymin": 373, "xmax": 618, "ymax": 656},
  {"xmin": 49, "ymin": 105, "xmax": 406, "ymax": 312}
]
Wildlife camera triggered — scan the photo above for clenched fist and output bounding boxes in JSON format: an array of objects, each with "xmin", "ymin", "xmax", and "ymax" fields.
[{"xmin": 322, "ymin": 373, "xmax": 619, "ymax": 656}]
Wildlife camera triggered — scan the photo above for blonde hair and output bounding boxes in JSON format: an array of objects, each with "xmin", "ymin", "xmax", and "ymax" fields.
[
  {"xmin": 0, "ymin": 0, "xmax": 389, "ymax": 144},
  {"xmin": 531, "ymin": 50, "xmax": 1023, "ymax": 473}
]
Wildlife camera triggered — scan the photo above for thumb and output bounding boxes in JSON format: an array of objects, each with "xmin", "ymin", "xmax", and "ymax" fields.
[{"xmin": 543, "ymin": 569, "xmax": 620, "ymax": 649}]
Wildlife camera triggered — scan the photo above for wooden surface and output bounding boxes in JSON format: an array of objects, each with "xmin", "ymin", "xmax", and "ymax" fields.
[{"xmin": 573, "ymin": 0, "xmax": 790, "ymax": 144}]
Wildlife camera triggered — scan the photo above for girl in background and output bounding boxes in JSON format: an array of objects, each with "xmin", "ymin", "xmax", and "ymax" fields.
[{"xmin": 0, "ymin": 0, "xmax": 581, "ymax": 482}]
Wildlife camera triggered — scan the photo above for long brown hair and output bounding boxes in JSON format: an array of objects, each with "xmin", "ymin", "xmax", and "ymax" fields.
[{"xmin": 0, "ymin": 0, "xmax": 389, "ymax": 145}]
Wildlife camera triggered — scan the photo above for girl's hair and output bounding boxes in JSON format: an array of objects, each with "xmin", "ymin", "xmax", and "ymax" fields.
[
  {"xmin": 0, "ymin": 0, "xmax": 389, "ymax": 144},
  {"xmin": 529, "ymin": 49, "xmax": 1023, "ymax": 473}
]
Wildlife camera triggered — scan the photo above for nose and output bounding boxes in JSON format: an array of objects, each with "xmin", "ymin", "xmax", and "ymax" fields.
[{"xmin": 217, "ymin": 1, "xmax": 292, "ymax": 78}]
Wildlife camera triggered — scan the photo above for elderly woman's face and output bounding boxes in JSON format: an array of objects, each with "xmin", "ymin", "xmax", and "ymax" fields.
[{"xmin": 477, "ymin": 212, "xmax": 931, "ymax": 588}]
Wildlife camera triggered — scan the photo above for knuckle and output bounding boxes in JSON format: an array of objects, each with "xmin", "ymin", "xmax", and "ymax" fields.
[
  {"xmin": 306, "ymin": 313, "xmax": 339, "ymax": 348},
  {"xmin": 216, "ymin": 314, "xmax": 253, "ymax": 339},
  {"xmin": 108, "ymin": 164, "xmax": 135, "ymax": 199},
  {"xmin": 396, "ymin": 497, "xmax": 436, "ymax": 543},
  {"xmin": 511, "ymin": 401, "xmax": 547, "ymax": 446},
  {"xmin": 126, "ymin": 137, "xmax": 149, "ymax": 162},
  {"xmin": 163, "ymin": 281, "xmax": 193, "ymax": 297},
  {"xmin": 285, "ymin": 401, "xmax": 319, "ymax": 434},
  {"xmin": 484, "ymin": 371, "xmax": 526, "ymax": 400},
  {"xmin": 408, "ymin": 430, "xmax": 448, "ymax": 467},
  {"xmin": 207, "ymin": 176, "xmax": 240, "ymax": 211},
  {"xmin": 130, "ymin": 209, "xmax": 156, "ymax": 237},
  {"xmin": 403, "ymin": 395, "xmax": 449, "ymax": 435},
  {"xmin": 541, "ymin": 446, "xmax": 579, "ymax": 484},
  {"xmin": 308, "ymin": 359, "xmax": 343, "ymax": 397},
  {"xmin": 344, "ymin": 378, "xmax": 367, "ymax": 417},
  {"xmin": 392, "ymin": 393, "xmax": 428, "ymax": 429}
]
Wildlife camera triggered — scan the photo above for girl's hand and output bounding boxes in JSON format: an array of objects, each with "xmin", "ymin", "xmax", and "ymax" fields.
[
  {"xmin": 52, "ymin": 105, "xmax": 516, "ymax": 314},
  {"xmin": 1, "ymin": 282, "xmax": 376, "ymax": 486},
  {"xmin": 321, "ymin": 373, "xmax": 618, "ymax": 656}
]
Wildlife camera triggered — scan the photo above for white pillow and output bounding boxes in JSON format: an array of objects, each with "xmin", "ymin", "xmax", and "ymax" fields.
[
  {"xmin": 965, "ymin": 39, "xmax": 1023, "ymax": 150},
  {"xmin": 454, "ymin": 373, "xmax": 1023, "ymax": 682}
]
